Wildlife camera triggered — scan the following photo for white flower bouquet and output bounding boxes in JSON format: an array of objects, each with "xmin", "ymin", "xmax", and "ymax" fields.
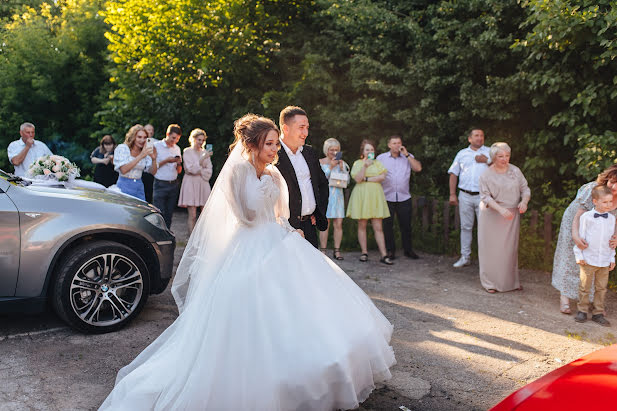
[{"xmin": 28, "ymin": 154, "xmax": 80, "ymax": 182}]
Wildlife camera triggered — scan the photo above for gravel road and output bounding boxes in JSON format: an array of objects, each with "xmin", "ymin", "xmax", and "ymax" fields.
[{"xmin": 1, "ymin": 210, "xmax": 614, "ymax": 410}]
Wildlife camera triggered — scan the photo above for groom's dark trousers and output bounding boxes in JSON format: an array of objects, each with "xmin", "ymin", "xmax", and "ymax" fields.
[{"xmin": 276, "ymin": 145, "xmax": 329, "ymax": 248}]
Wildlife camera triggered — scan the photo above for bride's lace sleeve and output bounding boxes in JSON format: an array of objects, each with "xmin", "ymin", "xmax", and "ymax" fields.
[
  {"xmin": 271, "ymin": 166, "xmax": 295, "ymax": 232},
  {"xmin": 222, "ymin": 162, "xmax": 259, "ymax": 226}
]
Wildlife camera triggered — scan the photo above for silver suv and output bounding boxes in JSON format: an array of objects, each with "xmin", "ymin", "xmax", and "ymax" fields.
[{"xmin": 0, "ymin": 169, "xmax": 175, "ymax": 333}]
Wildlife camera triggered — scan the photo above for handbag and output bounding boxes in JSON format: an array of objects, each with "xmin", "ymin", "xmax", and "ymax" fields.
[{"xmin": 328, "ymin": 162, "xmax": 350, "ymax": 188}]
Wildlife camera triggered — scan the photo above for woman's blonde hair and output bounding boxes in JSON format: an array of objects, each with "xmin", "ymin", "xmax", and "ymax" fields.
[
  {"xmin": 489, "ymin": 142, "xmax": 511, "ymax": 161},
  {"xmin": 189, "ymin": 128, "xmax": 207, "ymax": 148},
  {"xmin": 124, "ymin": 124, "xmax": 146, "ymax": 150},
  {"xmin": 597, "ymin": 164, "xmax": 617, "ymax": 185},
  {"xmin": 322, "ymin": 138, "xmax": 341, "ymax": 156}
]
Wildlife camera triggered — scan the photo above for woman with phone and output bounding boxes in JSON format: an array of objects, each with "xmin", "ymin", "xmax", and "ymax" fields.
[
  {"xmin": 346, "ymin": 139, "xmax": 392, "ymax": 264},
  {"xmin": 319, "ymin": 138, "xmax": 348, "ymax": 260},
  {"xmin": 113, "ymin": 124, "xmax": 158, "ymax": 200},
  {"xmin": 178, "ymin": 128, "xmax": 213, "ymax": 234}
]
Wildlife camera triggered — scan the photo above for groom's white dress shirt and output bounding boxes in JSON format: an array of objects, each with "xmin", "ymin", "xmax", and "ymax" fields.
[
  {"xmin": 574, "ymin": 208, "xmax": 616, "ymax": 267},
  {"xmin": 281, "ymin": 139, "xmax": 316, "ymax": 217},
  {"xmin": 7, "ymin": 138, "xmax": 53, "ymax": 177}
]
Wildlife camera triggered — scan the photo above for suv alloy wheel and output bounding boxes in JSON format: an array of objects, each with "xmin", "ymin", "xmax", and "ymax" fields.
[{"xmin": 52, "ymin": 241, "xmax": 150, "ymax": 333}]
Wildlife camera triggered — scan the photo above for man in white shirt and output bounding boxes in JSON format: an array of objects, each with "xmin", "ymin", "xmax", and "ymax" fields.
[
  {"xmin": 275, "ymin": 106, "xmax": 329, "ymax": 248},
  {"xmin": 153, "ymin": 124, "xmax": 183, "ymax": 229},
  {"xmin": 7, "ymin": 122, "xmax": 53, "ymax": 177},
  {"xmin": 447, "ymin": 128, "xmax": 491, "ymax": 268},
  {"xmin": 574, "ymin": 185, "xmax": 614, "ymax": 326}
]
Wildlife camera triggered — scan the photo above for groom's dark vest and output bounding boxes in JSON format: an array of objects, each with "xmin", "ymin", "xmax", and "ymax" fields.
[{"xmin": 276, "ymin": 145, "xmax": 329, "ymax": 231}]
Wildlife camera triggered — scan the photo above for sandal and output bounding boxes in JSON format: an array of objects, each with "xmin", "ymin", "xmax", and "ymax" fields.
[
  {"xmin": 560, "ymin": 296, "xmax": 571, "ymax": 315},
  {"xmin": 486, "ymin": 288, "xmax": 496, "ymax": 294},
  {"xmin": 333, "ymin": 248, "xmax": 344, "ymax": 261},
  {"xmin": 319, "ymin": 247, "xmax": 327, "ymax": 255},
  {"xmin": 379, "ymin": 256, "xmax": 394, "ymax": 265},
  {"xmin": 359, "ymin": 253, "xmax": 368, "ymax": 262}
]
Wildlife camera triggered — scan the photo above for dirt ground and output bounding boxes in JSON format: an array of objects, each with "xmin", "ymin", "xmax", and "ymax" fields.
[{"xmin": 1, "ymin": 210, "xmax": 615, "ymax": 410}]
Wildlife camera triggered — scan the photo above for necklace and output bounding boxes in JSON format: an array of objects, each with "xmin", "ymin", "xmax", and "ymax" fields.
[{"xmin": 249, "ymin": 159, "xmax": 266, "ymax": 179}]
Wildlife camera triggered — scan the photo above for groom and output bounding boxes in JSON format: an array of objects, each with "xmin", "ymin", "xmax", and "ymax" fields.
[{"xmin": 276, "ymin": 106, "xmax": 329, "ymax": 248}]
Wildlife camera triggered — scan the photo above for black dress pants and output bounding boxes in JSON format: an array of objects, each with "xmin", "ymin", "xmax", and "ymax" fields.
[
  {"xmin": 291, "ymin": 218, "xmax": 319, "ymax": 248},
  {"xmin": 383, "ymin": 198, "xmax": 413, "ymax": 256}
]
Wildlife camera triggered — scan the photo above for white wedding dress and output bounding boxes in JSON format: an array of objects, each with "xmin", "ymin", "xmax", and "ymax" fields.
[{"xmin": 99, "ymin": 145, "xmax": 395, "ymax": 411}]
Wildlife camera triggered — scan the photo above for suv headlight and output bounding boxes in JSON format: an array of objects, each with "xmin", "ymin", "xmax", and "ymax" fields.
[{"xmin": 144, "ymin": 213, "xmax": 168, "ymax": 231}]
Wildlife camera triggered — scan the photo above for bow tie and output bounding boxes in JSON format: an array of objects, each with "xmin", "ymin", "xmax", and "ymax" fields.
[{"xmin": 594, "ymin": 213, "xmax": 608, "ymax": 219}]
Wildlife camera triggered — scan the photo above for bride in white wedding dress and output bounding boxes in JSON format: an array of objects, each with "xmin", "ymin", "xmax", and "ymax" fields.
[{"xmin": 99, "ymin": 114, "xmax": 395, "ymax": 411}]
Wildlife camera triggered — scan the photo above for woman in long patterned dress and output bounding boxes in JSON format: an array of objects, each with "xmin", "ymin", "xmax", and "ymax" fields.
[
  {"xmin": 551, "ymin": 165, "xmax": 617, "ymax": 314},
  {"xmin": 178, "ymin": 128, "xmax": 213, "ymax": 235},
  {"xmin": 319, "ymin": 138, "xmax": 348, "ymax": 260},
  {"xmin": 478, "ymin": 142, "xmax": 530, "ymax": 293},
  {"xmin": 346, "ymin": 139, "xmax": 392, "ymax": 265}
]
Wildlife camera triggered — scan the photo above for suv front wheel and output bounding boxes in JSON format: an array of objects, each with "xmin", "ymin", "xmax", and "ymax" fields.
[{"xmin": 52, "ymin": 241, "xmax": 150, "ymax": 333}]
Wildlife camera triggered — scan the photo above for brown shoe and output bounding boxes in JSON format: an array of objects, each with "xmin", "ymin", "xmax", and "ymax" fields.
[
  {"xmin": 591, "ymin": 314, "xmax": 611, "ymax": 327},
  {"xmin": 575, "ymin": 311, "xmax": 587, "ymax": 323}
]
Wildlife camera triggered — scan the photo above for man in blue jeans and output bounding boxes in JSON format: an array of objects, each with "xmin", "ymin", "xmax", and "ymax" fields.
[{"xmin": 153, "ymin": 124, "xmax": 183, "ymax": 229}]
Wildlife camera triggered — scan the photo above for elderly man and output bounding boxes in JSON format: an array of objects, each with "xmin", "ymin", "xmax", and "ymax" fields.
[
  {"xmin": 7, "ymin": 122, "xmax": 53, "ymax": 177},
  {"xmin": 448, "ymin": 128, "xmax": 491, "ymax": 268},
  {"xmin": 377, "ymin": 135, "xmax": 422, "ymax": 260}
]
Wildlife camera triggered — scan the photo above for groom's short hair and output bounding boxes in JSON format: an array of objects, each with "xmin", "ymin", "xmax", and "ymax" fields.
[{"xmin": 279, "ymin": 106, "xmax": 307, "ymax": 128}]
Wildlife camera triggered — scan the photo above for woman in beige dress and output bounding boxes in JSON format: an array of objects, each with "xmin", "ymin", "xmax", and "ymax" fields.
[
  {"xmin": 478, "ymin": 142, "xmax": 530, "ymax": 293},
  {"xmin": 178, "ymin": 128, "xmax": 213, "ymax": 234}
]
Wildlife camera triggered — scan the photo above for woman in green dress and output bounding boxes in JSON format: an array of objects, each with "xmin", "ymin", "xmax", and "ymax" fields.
[{"xmin": 347, "ymin": 139, "xmax": 393, "ymax": 265}]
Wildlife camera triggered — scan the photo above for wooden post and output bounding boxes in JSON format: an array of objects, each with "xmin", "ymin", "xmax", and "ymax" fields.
[
  {"xmin": 432, "ymin": 199, "xmax": 440, "ymax": 233},
  {"xmin": 421, "ymin": 197, "xmax": 429, "ymax": 233},
  {"xmin": 443, "ymin": 201, "xmax": 450, "ymax": 250},
  {"xmin": 530, "ymin": 210, "xmax": 538, "ymax": 234},
  {"xmin": 454, "ymin": 204, "xmax": 460, "ymax": 230},
  {"xmin": 544, "ymin": 212, "xmax": 553, "ymax": 263}
]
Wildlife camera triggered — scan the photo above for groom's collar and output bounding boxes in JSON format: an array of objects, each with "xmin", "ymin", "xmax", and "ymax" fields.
[{"xmin": 280, "ymin": 138, "xmax": 304, "ymax": 156}]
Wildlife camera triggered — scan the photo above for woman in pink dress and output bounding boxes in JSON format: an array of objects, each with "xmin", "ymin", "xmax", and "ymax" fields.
[{"xmin": 178, "ymin": 128, "xmax": 213, "ymax": 234}]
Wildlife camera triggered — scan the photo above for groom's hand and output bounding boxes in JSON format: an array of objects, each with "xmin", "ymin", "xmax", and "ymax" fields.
[
  {"xmin": 295, "ymin": 229, "xmax": 305, "ymax": 238},
  {"xmin": 311, "ymin": 215, "xmax": 316, "ymax": 225}
]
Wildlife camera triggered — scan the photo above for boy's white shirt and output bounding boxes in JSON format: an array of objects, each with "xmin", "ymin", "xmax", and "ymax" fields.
[{"xmin": 573, "ymin": 208, "xmax": 616, "ymax": 267}]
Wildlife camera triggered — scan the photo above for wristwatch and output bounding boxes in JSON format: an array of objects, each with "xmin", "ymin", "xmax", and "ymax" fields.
[
  {"xmin": 405, "ymin": 154, "xmax": 410, "ymax": 158},
  {"xmin": 364, "ymin": 177, "xmax": 368, "ymax": 182}
]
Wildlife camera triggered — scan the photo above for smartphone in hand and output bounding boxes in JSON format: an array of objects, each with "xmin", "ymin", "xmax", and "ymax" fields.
[
  {"xmin": 367, "ymin": 152, "xmax": 375, "ymax": 160},
  {"xmin": 206, "ymin": 143, "xmax": 213, "ymax": 153},
  {"xmin": 146, "ymin": 138, "xmax": 153, "ymax": 149},
  {"xmin": 334, "ymin": 151, "xmax": 342, "ymax": 161}
]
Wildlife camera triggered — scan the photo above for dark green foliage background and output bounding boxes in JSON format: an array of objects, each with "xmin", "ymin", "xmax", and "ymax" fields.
[{"xmin": 2, "ymin": 0, "xmax": 617, "ymax": 272}]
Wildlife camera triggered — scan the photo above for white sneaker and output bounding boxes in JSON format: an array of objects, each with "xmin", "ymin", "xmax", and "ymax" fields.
[{"xmin": 453, "ymin": 256, "xmax": 471, "ymax": 268}]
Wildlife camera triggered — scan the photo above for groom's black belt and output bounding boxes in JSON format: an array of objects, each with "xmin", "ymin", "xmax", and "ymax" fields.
[{"xmin": 298, "ymin": 215, "xmax": 311, "ymax": 222}]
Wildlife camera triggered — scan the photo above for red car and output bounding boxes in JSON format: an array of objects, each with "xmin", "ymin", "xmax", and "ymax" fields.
[{"xmin": 491, "ymin": 344, "xmax": 617, "ymax": 410}]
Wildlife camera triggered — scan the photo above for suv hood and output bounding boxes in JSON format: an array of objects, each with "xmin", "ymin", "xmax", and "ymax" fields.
[{"xmin": 21, "ymin": 184, "xmax": 158, "ymax": 213}]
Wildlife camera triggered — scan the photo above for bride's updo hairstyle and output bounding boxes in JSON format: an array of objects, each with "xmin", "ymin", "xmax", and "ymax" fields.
[{"xmin": 230, "ymin": 114, "xmax": 280, "ymax": 164}]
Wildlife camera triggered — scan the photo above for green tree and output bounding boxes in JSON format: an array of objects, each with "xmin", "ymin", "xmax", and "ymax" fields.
[
  {"xmin": 101, "ymin": 0, "xmax": 309, "ymax": 154},
  {"xmin": 266, "ymin": 0, "xmax": 531, "ymax": 197},
  {"xmin": 515, "ymin": 0, "xmax": 617, "ymax": 183},
  {"xmin": 0, "ymin": 0, "xmax": 110, "ymax": 172}
]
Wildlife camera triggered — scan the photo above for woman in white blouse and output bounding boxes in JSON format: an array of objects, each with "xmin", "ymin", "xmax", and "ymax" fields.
[
  {"xmin": 178, "ymin": 128, "xmax": 213, "ymax": 234},
  {"xmin": 113, "ymin": 124, "xmax": 158, "ymax": 201}
]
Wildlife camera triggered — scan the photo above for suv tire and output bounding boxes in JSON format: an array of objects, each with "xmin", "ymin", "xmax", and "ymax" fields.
[{"xmin": 52, "ymin": 241, "xmax": 150, "ymax": 333}]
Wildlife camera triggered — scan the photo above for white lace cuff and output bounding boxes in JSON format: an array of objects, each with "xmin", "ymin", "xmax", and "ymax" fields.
[{"xmin": 277, "ymin": 217, "xmax": 296, "ymax": 233}]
